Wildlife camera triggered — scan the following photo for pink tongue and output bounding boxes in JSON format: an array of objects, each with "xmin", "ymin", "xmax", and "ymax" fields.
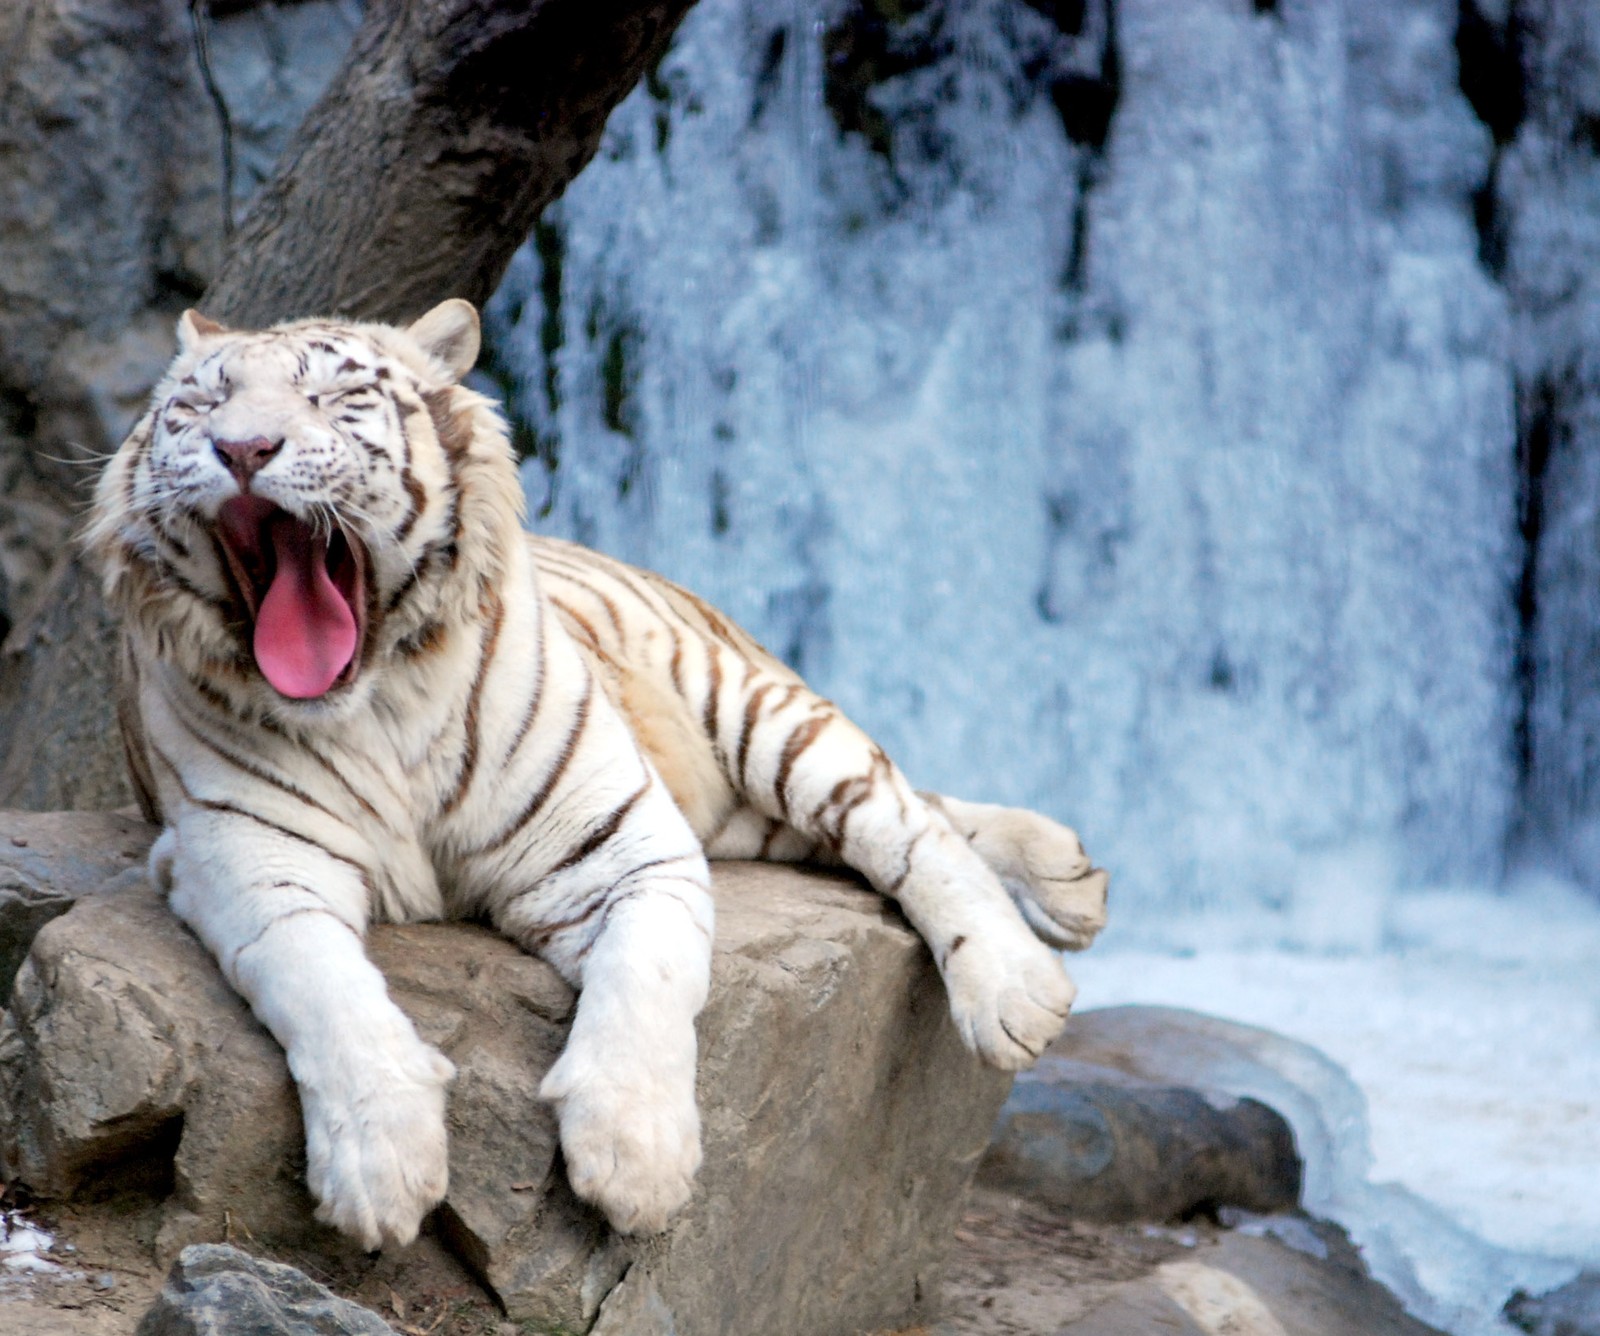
[{"xmin": 254, "ymin": 519, "xmax": 357, "ymax": 698}]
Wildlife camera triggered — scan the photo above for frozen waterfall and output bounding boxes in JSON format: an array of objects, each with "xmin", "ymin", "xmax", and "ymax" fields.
[{"xmin": 483, "ymin": 0, "xmax": 1520, "ymax": 936}]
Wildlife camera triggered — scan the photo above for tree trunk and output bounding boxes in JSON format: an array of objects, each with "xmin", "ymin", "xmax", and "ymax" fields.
[
  {"xmin": 206, "ymin": 0, "xmax": 697, "ymax": 327},
  {"xmin": 0, "ymin": 0, "xmax": 698, "ymax": 809}
]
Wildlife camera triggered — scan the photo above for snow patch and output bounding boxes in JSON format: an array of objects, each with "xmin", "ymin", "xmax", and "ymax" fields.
[{"xmin": 1071, "ymin": 880, "xmax": 1600, "ymax": 1333}]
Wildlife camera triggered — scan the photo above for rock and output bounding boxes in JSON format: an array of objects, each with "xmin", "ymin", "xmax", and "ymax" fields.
[
  {"xmin": 0, "ymin": 0, "xmax": 362, "ymax": 411},
  {"xmin": 937, "ymin": 1187, "xmax": 1449, "ymax": 1336},
  {"xmin": 0, "ymin": 488, "xmax": 69, "ymax": 637},
  {"xmin": 0, "ymin": 809, "xmax": 153, "ymax": 897},
  {"xmin": 0, "ymin": 809, "xmax": 153, "ymax": 1000},
  {"xmin": 1077, "ymin": 1227, "xmax": 1448, "ymax": 1336},
  {"xmin": 0, "ymin": 858, "xmax": 1009, "ymax": 1335},
  {"xmin": 0, "ymin": 556, "xmax": 138, "ymax": 813},
  {"xmin": 1039, "ymin": 1004, "xmax": 1369, "ymax": 1217},
  {"xmin": 934, "ymin": 1190, "xmax": 1452, "ymax": 1336},
  {"xmin": 1506, "ymin": 1270, "xmax": 1600, "ymax": 1336},
  {"xmin": 979, "ymin": 1055, "xmax": 1300, "ymax": 1222},
  {"xmin": 136, "ymin": 1243, "xmax": 397, "ymax": 1336}
]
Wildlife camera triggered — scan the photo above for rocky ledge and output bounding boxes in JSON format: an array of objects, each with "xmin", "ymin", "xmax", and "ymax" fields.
[{"xmin": 0, "ymin": 810, "xmax": 1007, "ymax": 1335}]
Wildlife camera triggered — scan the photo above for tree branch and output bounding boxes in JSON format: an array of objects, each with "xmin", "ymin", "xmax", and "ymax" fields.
[
  {"xmin": 0, "ymin": 0, "xmax": 699, "ymax": 809},
  {"xmin": 205, "ymin": 0, "xmax": 696, "ymax": 325}
]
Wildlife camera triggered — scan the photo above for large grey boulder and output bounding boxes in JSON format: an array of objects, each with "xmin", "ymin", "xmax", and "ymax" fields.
[
  {"xmin": 979, "ymin": 1053, "xmax": 1301, "ymax": 1222},
  {"xmin": 0, "ymin": 857, "xmax": 1008, "ymax": 1335},
  {"xmin": 137, "ymin": 1244, "xmax": 397, "ymax": 1336}
]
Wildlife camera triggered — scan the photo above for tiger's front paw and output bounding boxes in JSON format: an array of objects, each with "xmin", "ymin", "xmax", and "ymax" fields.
[
  {"xmin": 540, "ymin": 1040, "xmax": 701, "ymax": 1234},
  {"xmin": 943, "ymin": 925, "xmax": 1076, "ymax": 1071},
  {"xmin": 294, "ymin": 1034, "xmax": 455, "ymax": 1251}
]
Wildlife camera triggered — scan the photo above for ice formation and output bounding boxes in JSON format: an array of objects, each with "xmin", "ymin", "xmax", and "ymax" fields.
[
  {"xmin": 485, "ymin": 0, "xmax": 1518, "ymax": 926},
  {"xmin": 479, "ymin": 0, "xmax": 1599, "ymax": 1329}
]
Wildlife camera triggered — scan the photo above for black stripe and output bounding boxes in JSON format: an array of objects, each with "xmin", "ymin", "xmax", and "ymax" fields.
[
  {"xmin": 736, "ymin": 682, "xmax": 779, "ymax": 787},
  {"xmin": 148, "ymin": 743, "xmax": 372, "ymax": 881},
  {"xmin": 475, "ymin": 680, "xmax": 593, "ymax": 855},
  {"xmin": 544, "ymin": 778, "xmax": 650, "ymax": 878},
  {"xmin": 501, "ymin": 597, "xmax": 548, "ymax": 765},
  {"xmin": 591, "ymin": 586, "xmax": 626, "ymax": 641},
  {"xmin": 667, "ymin": 626, "xmax": 687, "ymax": 698},
  {"xmin": 702, "ymin": 651, "xmax": 723, "ymax": 755},
  {"xmin": 535, "ymin": 545, "xmax": 698, "ymax": 642},
  {"xmin": 773, "ymin": 713, "xmax": 832, "ymax": 821},
  {"xmin": 384, "ymin": 565, "xmax": 421, "ymax": 615},
  {"xmin": 884, "ymin": 825, "xmax": 928, "ymax": 896},
  {"xmin": 231, "ymin": 902, "xmax": 362, "ymax": 966},
  {"xmin": 549, "ymin": 596, "xmax": 604, "ymax": 649},
  {"xmin": 256, "ymin": 717, "xmax": 392, "ymax": 830},
  {"xmin": 524, "ymin": 890, "xmax": 610, "ymax": 952},
  {"xmin": 757, "ymin": 819, "xmax": 783, "ymax": 858},
  {"xmin": 170, "ymin": 698, "xmax": 349, "ymax": 829},
  {"xmin": 440, "ymin": 588, "xmax": 505, "ymax": 815}
]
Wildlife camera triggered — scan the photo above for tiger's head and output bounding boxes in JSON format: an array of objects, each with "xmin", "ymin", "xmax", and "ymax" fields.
[{"xmin": 88, "ymin": 300, "xmax": 521, "ymax": 714}]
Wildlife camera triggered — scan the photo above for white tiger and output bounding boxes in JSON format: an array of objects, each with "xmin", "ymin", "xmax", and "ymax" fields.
[{"xmin": 86, "ymin": 300, "xmax": 1109, "ymax": 1250}]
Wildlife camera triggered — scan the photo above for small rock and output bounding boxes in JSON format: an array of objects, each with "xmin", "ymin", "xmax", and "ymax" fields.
[
  {"xmin": 1506, "ymin": 1270, "xmax": 1600, "ymax": 1336},
  {"xmin": 136, "ymin": 1243, "xmax": 397, "ymax": 1336},
  {"xmin": 93, "ymin": 1271, "xmax": 116, "ymax": 1291}
]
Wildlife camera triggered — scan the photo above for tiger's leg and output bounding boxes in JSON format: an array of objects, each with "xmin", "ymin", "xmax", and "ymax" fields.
[
  {"xmin": 156, "ymin": 819, "xmax": 454, "ymax": 1251},
  {"xmin": 520, "ymin": 881, "xmax": 712, "ymax": 1233},
  {"xmin": 919, "ymin": 794, "xmax": 1109, "ymax": 951},
  {"xmin": 477, "ymin": 668, "xmax": 714, "ymax": 1235},
  {"xmin": 722, "ymin": 685, "xmax": 1077, "ymax": 1069}
]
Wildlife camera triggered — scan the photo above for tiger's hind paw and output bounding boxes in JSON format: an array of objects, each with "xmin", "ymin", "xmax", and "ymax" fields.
[
  {"xmin": 1011, "ymin": 861, "xmax": 1110, "ymax": 952},
  {"xmin": 971, "ymin": 807, "xmax": 1110, "ymax": 951},
  {"xmin": 943, "ymin": 926, "xmax": 1076, "ymax": 1071}
]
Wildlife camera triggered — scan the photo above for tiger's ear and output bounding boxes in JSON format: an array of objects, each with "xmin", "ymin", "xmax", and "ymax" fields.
[
  {"xmin": 177, "ymin": 309, "xmax": 229, "ymax": 351},
  {"xmin": 407, "ymin": 299, "xmax": 480, "ymax": 383}
]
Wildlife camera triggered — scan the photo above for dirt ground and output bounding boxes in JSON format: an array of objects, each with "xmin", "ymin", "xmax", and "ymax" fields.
[{"xmin": 0, "ymin": 1185, "xmax": 1393, "ymax": 1336}]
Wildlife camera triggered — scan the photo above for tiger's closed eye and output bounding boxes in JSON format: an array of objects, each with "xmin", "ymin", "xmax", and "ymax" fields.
[{"xmin": 312, "ymin": 386, "xmax": 378, "ymax": 408}]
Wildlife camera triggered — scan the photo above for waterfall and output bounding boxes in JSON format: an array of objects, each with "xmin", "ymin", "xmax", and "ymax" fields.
[{"xmin": 482, "ymin": 0, "xmax": 1520, "ymax": 937}]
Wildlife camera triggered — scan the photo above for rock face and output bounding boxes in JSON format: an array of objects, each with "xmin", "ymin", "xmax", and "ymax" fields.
[
  {"xmin": 0, "ymin": 808, "xmax": 152, "ymax": 1001},
  {"xmin": 137, "ymin": 1244, "xmax": 397, "ymax": 1336},
  {"xmin": 979, "ymin": 1054, "xmax": 1301, "ymax": 1222},
  {"xmin": 0, "ymin": 854, "xmax": 1009, "ymax": 1335}
]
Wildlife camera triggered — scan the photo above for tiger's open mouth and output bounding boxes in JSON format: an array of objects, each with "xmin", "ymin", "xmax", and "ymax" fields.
[{"xmin": 215, "ymin": 496, "xmax": 368, "ymax": 699}]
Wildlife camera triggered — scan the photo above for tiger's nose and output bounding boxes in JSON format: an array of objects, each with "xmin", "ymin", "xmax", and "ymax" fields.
[{"xmin": 212, "ymin": 435, "xmax": 283, "ymax": 489}]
